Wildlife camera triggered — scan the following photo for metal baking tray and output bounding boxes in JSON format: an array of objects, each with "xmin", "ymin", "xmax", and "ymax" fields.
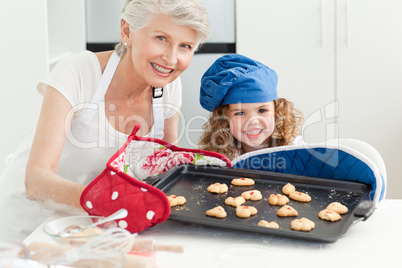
[{"xmin": 150, "ymin": 164, "xmax": 374, "ymax": 243}]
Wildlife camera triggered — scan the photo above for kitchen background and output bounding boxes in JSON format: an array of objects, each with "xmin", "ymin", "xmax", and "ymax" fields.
[{"xmin": 0, "ymin": 0, "xmax": 401, "ymax": 199}]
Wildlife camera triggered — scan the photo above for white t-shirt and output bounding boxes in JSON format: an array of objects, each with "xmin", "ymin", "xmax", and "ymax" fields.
[{"xmin": 38, "ymin": 50, "xmax": 182, "ymax": 183}]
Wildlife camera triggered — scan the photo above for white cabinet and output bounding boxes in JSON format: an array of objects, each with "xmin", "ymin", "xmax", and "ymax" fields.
[
  {"xmin": 0, "ymin": 0, "xmax": 85, "ymax": 172},
  {"xmin": 336, "ymin": 1, "xmax": 402, "ymax": 152},
  {"xmin": 236, "ymin": 0, "xmax": 402, "ymax": 198},
  {"xmin": 336, "ymin": 0, "xmax": 402, "ymax": 200}
]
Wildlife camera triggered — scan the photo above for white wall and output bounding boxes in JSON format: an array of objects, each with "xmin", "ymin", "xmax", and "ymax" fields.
[
  {"xmin": 0, "ymin": 0, "xmax": 85, "ymax": 173},
  {"xmin": 0, "ymin": 1, "xmax": 47, "ymax": 172}
]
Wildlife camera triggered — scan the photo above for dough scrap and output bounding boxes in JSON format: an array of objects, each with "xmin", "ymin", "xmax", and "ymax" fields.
[
  {"xmin": 241, "ymin": 190, "xmax": 263, "ymax": 201},
  {"xmin": 318, "ymin": 209, "xmax": 342, "ymax": 222},
  {"xmin": 225, "ymin": 196, "xmax": 246, "ymax": 207},
  {"xmin": 277, "ymin": 205, "xmax": 298, "ymax": 217},
  {"xmin": 326, "ymin": 202, "xmax": 348, "ymax": 214},
  {"xmin": 231, "ymin": 178, "xmax": 255, "ymax": 186},
  {"xmin": 236, "ymin": 205, "xmax": 258, "ymax": 218},
  {"xmin": 268, "ymin": 194, "xmax": 289, "ymax": 206},
  {"xmin": 207, "ymin": 183, "xmax": 228, "ymax": 194},
  {"xmin": 289, "ymin": 191, "xmax": 311, "ymax": 203},
  {"xmin": 291, "ymin": 217, "xmax": 315, "ymax": 232},
  {"xmin": 258, "ymin": 220, "xmax": 279, "ymax": 229},
  {"xmin": 168, "ymin": 195, "xmax": 186, "ymax": 207},
  {"xmin": 206, "ymin": 206, "xmax": 227, "ymax": 218},
  {"xmin": 282, "ymin": 183, "xmax": 296, "ymax": 195}
]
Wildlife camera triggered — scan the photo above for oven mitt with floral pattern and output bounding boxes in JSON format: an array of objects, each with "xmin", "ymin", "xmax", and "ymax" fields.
[
  {"xmin": 124, "ymin": 125, "xmax": 232, "ymax": 181},
  {"xmin": 80, "ymin": 124, "xmax": 231, "ymax": 233}
]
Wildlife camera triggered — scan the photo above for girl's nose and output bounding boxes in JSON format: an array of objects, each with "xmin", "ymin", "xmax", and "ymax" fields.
[{"xmin": 246, "ymin": 116, "xmax": 261, "ymax": 127}]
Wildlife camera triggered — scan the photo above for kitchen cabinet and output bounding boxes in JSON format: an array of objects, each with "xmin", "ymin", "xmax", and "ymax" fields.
[{"xmin": 236, "ymin": 0, "xmax": 402, "ymax": 198}]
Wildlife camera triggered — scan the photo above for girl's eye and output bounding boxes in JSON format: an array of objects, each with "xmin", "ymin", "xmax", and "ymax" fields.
[
  {"xmin": 234, "ymin": 112, "xmax": 245, "ymax": 116},
  {"xmin": 258, "ymin": 109, "xmax": 267, "ymax": 113}
]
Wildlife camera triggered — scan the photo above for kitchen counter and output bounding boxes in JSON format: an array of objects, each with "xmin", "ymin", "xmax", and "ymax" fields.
[{"xmin": 24, "ymin": 199, "xmax": 402, "ymax": 268}]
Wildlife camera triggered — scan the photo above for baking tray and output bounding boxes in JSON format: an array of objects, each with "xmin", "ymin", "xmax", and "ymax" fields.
[{"xmin": 150, "ymin": 164, "xmax": 374, "ymax": 243}]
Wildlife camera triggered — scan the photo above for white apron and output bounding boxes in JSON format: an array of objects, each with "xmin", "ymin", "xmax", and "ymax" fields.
[
  {"xmin": 58, "ymin": 52, "xmax": 164, "ymax": 185},
  {"xmin": 0, "ymin": 52, "xmax": 164, "ymax": 242}
]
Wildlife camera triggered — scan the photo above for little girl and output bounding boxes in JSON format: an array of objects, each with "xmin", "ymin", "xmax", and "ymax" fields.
[{"xmin": 198, "ymin": 54, "xmax": 303, "ymax": 160}]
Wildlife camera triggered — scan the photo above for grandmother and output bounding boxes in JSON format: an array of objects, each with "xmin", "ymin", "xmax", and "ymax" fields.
[{"xmin": 0, "ymin": 0, "xmax": 210, "ymax": 242}]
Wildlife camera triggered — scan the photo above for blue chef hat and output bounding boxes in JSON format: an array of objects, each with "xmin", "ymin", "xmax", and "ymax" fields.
[{"xmin": 200, "ymin": 54, "xmax": 278, "ymax": 112}]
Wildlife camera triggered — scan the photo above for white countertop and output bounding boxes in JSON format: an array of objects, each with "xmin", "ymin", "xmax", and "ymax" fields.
[{"xmin": 24, "ymin": 199, "xmax": 402, "ymax": 268}]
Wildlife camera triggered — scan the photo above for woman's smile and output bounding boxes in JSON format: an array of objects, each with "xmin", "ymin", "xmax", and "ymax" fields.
[
  {"xmin": 128, "ymin": 14, "xmax": 197, "ymax": 88},
  {"xmin": 150, "ymin": 62, "xmax": 174, "ymax": 75}
]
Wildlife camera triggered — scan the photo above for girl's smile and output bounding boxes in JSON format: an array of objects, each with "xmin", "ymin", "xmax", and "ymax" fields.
[{"xmin": 244, "ymin": 128, "xmax": 263, "ymax": 138}]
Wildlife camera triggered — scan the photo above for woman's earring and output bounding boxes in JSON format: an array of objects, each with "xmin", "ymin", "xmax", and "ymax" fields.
[{"xmin": 124, "ymin": 42, "xmax": 128, "ymax": 46}]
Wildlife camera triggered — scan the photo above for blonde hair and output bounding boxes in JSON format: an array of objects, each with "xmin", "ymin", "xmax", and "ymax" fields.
[
  {"xmin": 198, "ymin": 98, "xmax": 304, "ymax": 160},
  {"xmin": 115, "ymin": 0, "xmax": 210, "ymax": 56}
]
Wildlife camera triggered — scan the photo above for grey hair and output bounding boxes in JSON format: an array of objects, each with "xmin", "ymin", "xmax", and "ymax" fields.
[{"xmin": 115, "ymin": 0, "xmax": 210, "ymax": 56}]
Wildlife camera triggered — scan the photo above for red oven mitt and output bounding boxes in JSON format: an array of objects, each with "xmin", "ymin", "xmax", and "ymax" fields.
[{"xmin": 80, "ymin": 124, "xmax": 231, "ymax": 233}]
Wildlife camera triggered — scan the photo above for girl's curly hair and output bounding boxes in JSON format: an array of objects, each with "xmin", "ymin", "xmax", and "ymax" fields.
[{"xmin": 198, "ymin": 98, "xmax": 303, "ymax": 160}]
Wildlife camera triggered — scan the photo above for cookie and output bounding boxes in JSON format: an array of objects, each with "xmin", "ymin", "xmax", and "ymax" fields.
[
  {"xmin": 206, "ymin": 206, "xmax": 227, "ymax": 218},
  {"xmin": 258, "ymin": 220, "xmax": 279, "ymax": 229},
  {"xmin": 207, "ymin": 183, "xmax": 228, "ymax": 194},
  {"xmin": 236, "ymin": 205, "xmax": 258, "ymax": 218},
  {"xmin": 241, "ymin": 190, "xmax": 263, "ymax": 201},
  {"xmin": 167, "ymin": 195, "xmax": 186, "ymax": 207},
  {"xmin": 277, "ymin": 205, "xmax": 298, "ymax": 217},
  {"xmin": 231, "ymin": 178, "xmax": 255, "ymax": 186},
  {"xmin": 318, "ymin": 209, "xmax": 342, "ymax": 222},
  {"xmin": 326, "ymin": 202, "xmax": 348, "ymax": 214},
  {"xmin": 282, "ymin": 183, "xmax": 296, "ymax": 195},
  {"xmin": 291, "ymin": 217, "xmax": 315, "ymax": 232},
  {"xmin": 289, "ymin": 191, "xmax": 311, "ymax": 203},
  {"xmin": 268, "ymin": 194, "xmax": 289, "ymax": 206},
  {"xmin": 225, "ymin": 196, "xmax": 246, "ymax": 207}
]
